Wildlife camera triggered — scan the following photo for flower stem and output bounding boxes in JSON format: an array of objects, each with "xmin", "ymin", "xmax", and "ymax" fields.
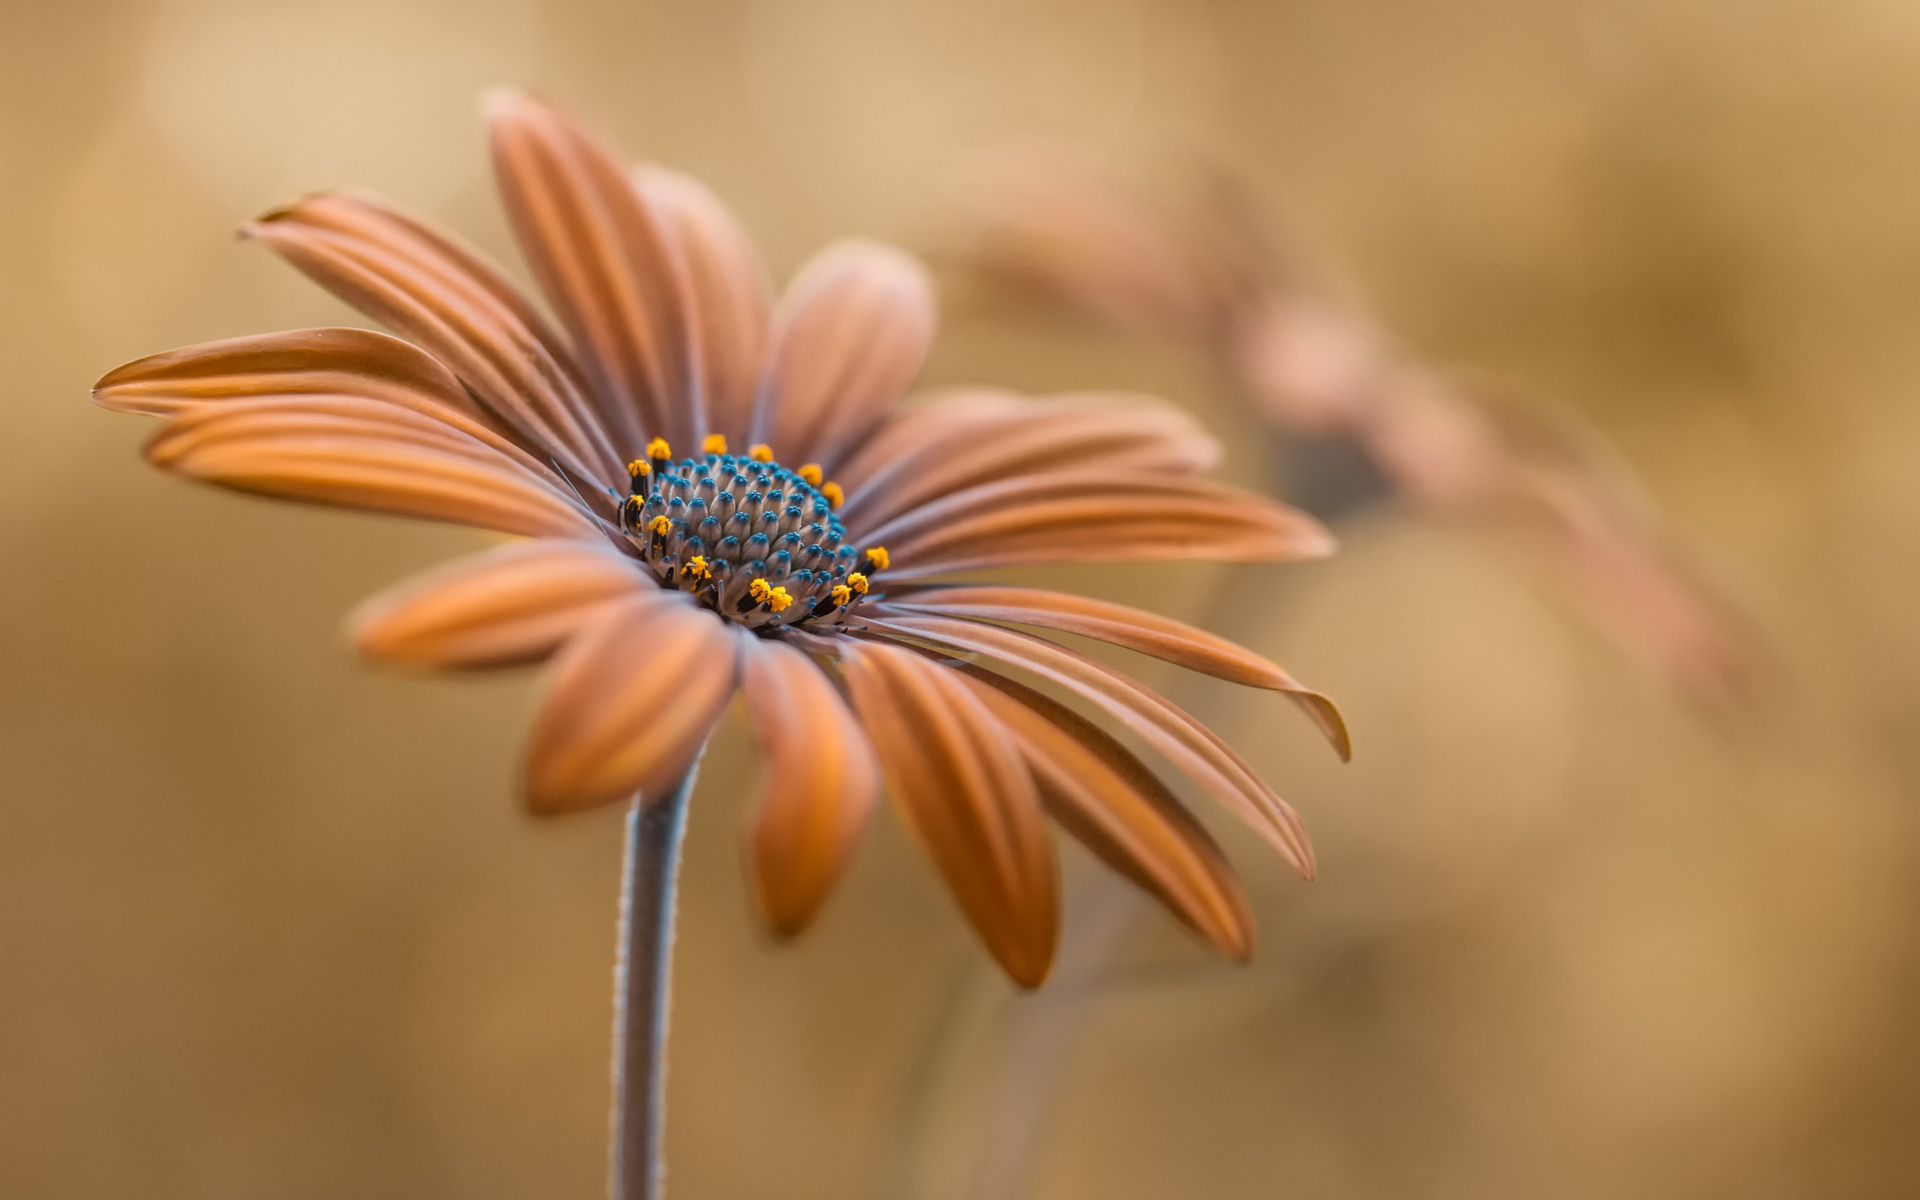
[{"xmin": 611, "ymin": 764, "xmax": 698, "ymax": 1200}]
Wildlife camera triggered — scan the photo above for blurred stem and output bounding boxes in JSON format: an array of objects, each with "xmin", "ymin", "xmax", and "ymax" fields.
[
  {"xmin": 611, "ymin": 761, "xmax": 699, "ymax": 1200},
  {"xmin": 915, "ymin": 425, "xmax": 1367, "ymax": 1200}
]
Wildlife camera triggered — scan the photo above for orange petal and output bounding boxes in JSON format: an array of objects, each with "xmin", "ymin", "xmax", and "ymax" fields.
[
  {"xmin": 635, "ymin": 165, "xmax": 773, "ymax": 450},
  {"xmin": 247, "ymin": 191, "xmax": 621, "ymax": 487},
  {"xmin": 890, "ymin": 585, "xmax": 1349, "ymax": 761},
  {"xmin": 835, "ymin": 392, "xmax": 1219, "ymax": 530},
  {"xmin": 524, "ymin": 593, "xmax": 740, "ymax": 814},
  {"xmin": 967, "ymin": 154, "xmax": 1235, "ymax": 337},
  {"xmin": 853, "ymin": 472, "xmax": 1333, "ymax": 581},
  {"xmin": 867, "ymin": 612, "xmax": 1315, "ymax": 879},
  {"xmin": 351, "ymin": 540, "xmax": 652, "ymax": 670},
  {"xmin": 738, "ymin": 635, "xmax": 880, "ymax": 936},
  {"xmin": 487, "ymin": 90, "xmax": 705, "ymax": 453},
  {"xmin": 755, "ymin": 239, "xmax": 935, "ymax": 472},
  {"xmin": 95, "ymin": 327, "xmax": 486, "ymax": 424},
  {"xmin": 839, "ymin": 640, "xmax": 1058, "ymax": 986},
  {"xmin": 144, "ymin": 402, "xmax": 600, "ymax": 540},
  {"xmin": 957, "ymin": 666, "xmax": 1253, "ymax": 960},
  {"xmin": 93, "ymin": 328, "xmax": 580, "ymax": 494},
  {"xmin": 827, "ymin": 388, "xmax": 1030, "ymax": 494}
]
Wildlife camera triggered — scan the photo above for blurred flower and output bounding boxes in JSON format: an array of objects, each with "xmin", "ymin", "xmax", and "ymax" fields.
[
  {"xmin": 967, "ymin": 155, "xmax": 1755, "ymax": 701},
  {"xmin": 93, "ymin": 94, "xmax": 1345, "ymax": 987}
]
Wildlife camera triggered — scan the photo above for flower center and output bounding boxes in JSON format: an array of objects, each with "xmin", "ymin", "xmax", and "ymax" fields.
[{"xmin": 618, "ymin": 436, "xmax": 885, "ymax": 631}]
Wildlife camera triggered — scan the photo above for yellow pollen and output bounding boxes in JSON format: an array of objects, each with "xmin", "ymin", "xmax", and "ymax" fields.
[
  {"xmin": 830, "ymin": 584, "xmax": 853, "ymax": 607},
  {"xmin": 798, "ymin": 463, "xmax": 823, "ymax": 486},
  {"xmin": 748, "ymin": 443, "xmax": 774, "ymax": 463},
  {"xmin": 626, "ymin": 458, "xmax": 651, "ymax": 478},
  {"xmin": 646, "ymin": 436, "xmax": 672, "ymax": 460},
  {"xmin": 702, "ymin": 434, "xmax": 728, "ymax": 455},
  {"xmin": 764, "ymin": 586, "xmax": 794, "ymax": 613},
  {"xmin": 821, "ymin": 481, "xmax": 844, "ymax": 508},
  {"xmin": 647, "ymin": 515, "xmax": 672, "ymax": 535},
  {"xmin": 682, "ymin": 555, "xmax": 711, "ymax": 580},
  {"xmin": 863, "ymin": 546, "xmax": 890, "ymax": 571},
  {"xmin": 847, "ymin": 572, "xmax": 869, "ymax": 595},
  {"xmin": 749, "ymin": 578, "xmax": 772, "ymax": 602}
]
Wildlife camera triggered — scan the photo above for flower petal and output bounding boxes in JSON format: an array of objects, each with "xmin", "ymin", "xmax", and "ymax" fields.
[
  {"xmin": 488, "ymin": 91, "xmax": 704, "ymax": 453},
  {"xmin": 351, "ymin": 540, "xmax": 651, "ymax": 670},
  {"xmin": 635, "ymin": 165, "xmax": 772, "ymax": 449},
  {"xmin": 827, "ymin": 389, "xmax": 1030, "ymax": 494},
  {"xmin": 95, "ymin": 329, "xmax": 572, "ymax": 489},
  {"xmin": 865, "ymin": 611, "xmax": 1315, "ymax": 879},
  {"xmin": 95, "ymin": 327, "xmax": 482, "ymax": 420},
  {"xmin": 839, "ymin": 639, "xmax": 1057, "ymax": 986},
  {"xmin": 738, "ymin": 635, "xmax": 880, "ymax": 936},
  {"xmin": 889, "ymin": 585, "xmax": 1350, "ymax": 760},
  {"xmin": 524, "ymin": 593, "xmax": 739, "ymax": 814},
  {"xmin": 247, "ymin": 191, "xmax": 622, "ymax": 487},
  {"xmin": 956, "ymin": 666, "xmax": 1253, "ymax": 960},
  {"xmin": 852, "ymin": 472, "xmax": 1334, "ymax": 581},
  {"xmin": 754, "ymin": 239, "xmax": 935, "ymax": 471},
  {"xmin": 144, "ymin": 400, "xmax": 600, "ymax": 540},
  {"xmin": 835, "ymin": 392, "xmax": 1220, "ymax": 531}
]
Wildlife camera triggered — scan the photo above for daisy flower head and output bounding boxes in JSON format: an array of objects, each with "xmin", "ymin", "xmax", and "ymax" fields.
[{"xmin": 93, "ymin": 92, "xmax": 1346, "ymax": 986}]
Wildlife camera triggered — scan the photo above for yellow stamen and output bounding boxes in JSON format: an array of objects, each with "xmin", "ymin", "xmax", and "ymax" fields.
[
  {"xmin": 798, "ymin": 463, "xmax": 823, "ymax": 486},
  {"xmin": 749, "ymin": 578, "xmax": 772, "ymax": 603},
  {"xmin": 847, "ymin": 572, "xmax": 869, "ymax": 595},
  {"xmin": 764, "ymin": 586, "xmax": 793, "ymax": 613},
  {"xmin": 821, "ymin": 481, "xmax": 844, "ymax": 508},
  {"xmin": 646, "ymin": 436, "xmax": 672, "ymax": 460},
  {"xmin": 748, "ymin": 443, "xmax": 774, "ymax": 463},
  {"xmin": 863, "ymin": 546, "xmax": 889, "ymax": 571},
  {"xmin": 626, "ymin": 458, "xmax": 652, "ymax": 478},
  {"xmin": 830, "ymin": 584, "xmax": 853, "ymax": 607},
  {"xmin": 648, "ymin": 515, "xmax": 671, "ymax": 536},
  {"xmin": 702, "ymin": 434, "xmax": 728, "ymax": 455},
  {"xmin": 682, "ymin": 555, "xmax": 711, "ymax": 580}
]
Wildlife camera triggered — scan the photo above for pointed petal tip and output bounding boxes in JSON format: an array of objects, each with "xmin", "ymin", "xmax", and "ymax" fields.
[
  {"xmin": 245, "ymin": 194, "xmax": 323, "ymax": 231},
  {"xmin": 1217, "ymin": 921, "xmax": 1256, "ymax": 964},
  {"xmin": 93, "ymin": 341, "xmax": 198, "ymax": 396},
  {"xmin": 90, "ymin": 360, "xmax": 137, "ymax": 397},
  {"xmin": 243, "ymin": 187, "xmax": 383, "ymax": 235}
]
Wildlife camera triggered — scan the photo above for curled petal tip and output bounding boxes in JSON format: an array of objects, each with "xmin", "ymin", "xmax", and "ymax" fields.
[
  {"xmin": 1299, "ymin": 691, "xmax": 1352, "ymax": 762},
  {"xmin": 246, "ymin": 195, "xmax": 320, "ymax": 229}
]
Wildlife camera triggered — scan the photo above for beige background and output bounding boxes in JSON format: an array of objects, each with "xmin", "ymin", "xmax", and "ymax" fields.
[{"xmin": 3, "ymin": 0, "xmax": 1918, "ymax": 1196}]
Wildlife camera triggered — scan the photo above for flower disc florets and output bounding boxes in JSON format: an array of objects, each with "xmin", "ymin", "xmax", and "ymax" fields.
[{"xmin": 619, "ymin": 438, "xmax": 879, "ymax": 631}]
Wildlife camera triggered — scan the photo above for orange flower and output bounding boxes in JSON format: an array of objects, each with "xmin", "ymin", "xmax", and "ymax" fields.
[{"xmin": 92, "ymin": 93, "xmax": 1343, "ymax": 986}]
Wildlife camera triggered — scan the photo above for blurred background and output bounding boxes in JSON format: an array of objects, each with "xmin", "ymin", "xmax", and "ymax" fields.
[{"xmin": 3, "ymin": 0, "xmax": 1918, "ymax": 1196}]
